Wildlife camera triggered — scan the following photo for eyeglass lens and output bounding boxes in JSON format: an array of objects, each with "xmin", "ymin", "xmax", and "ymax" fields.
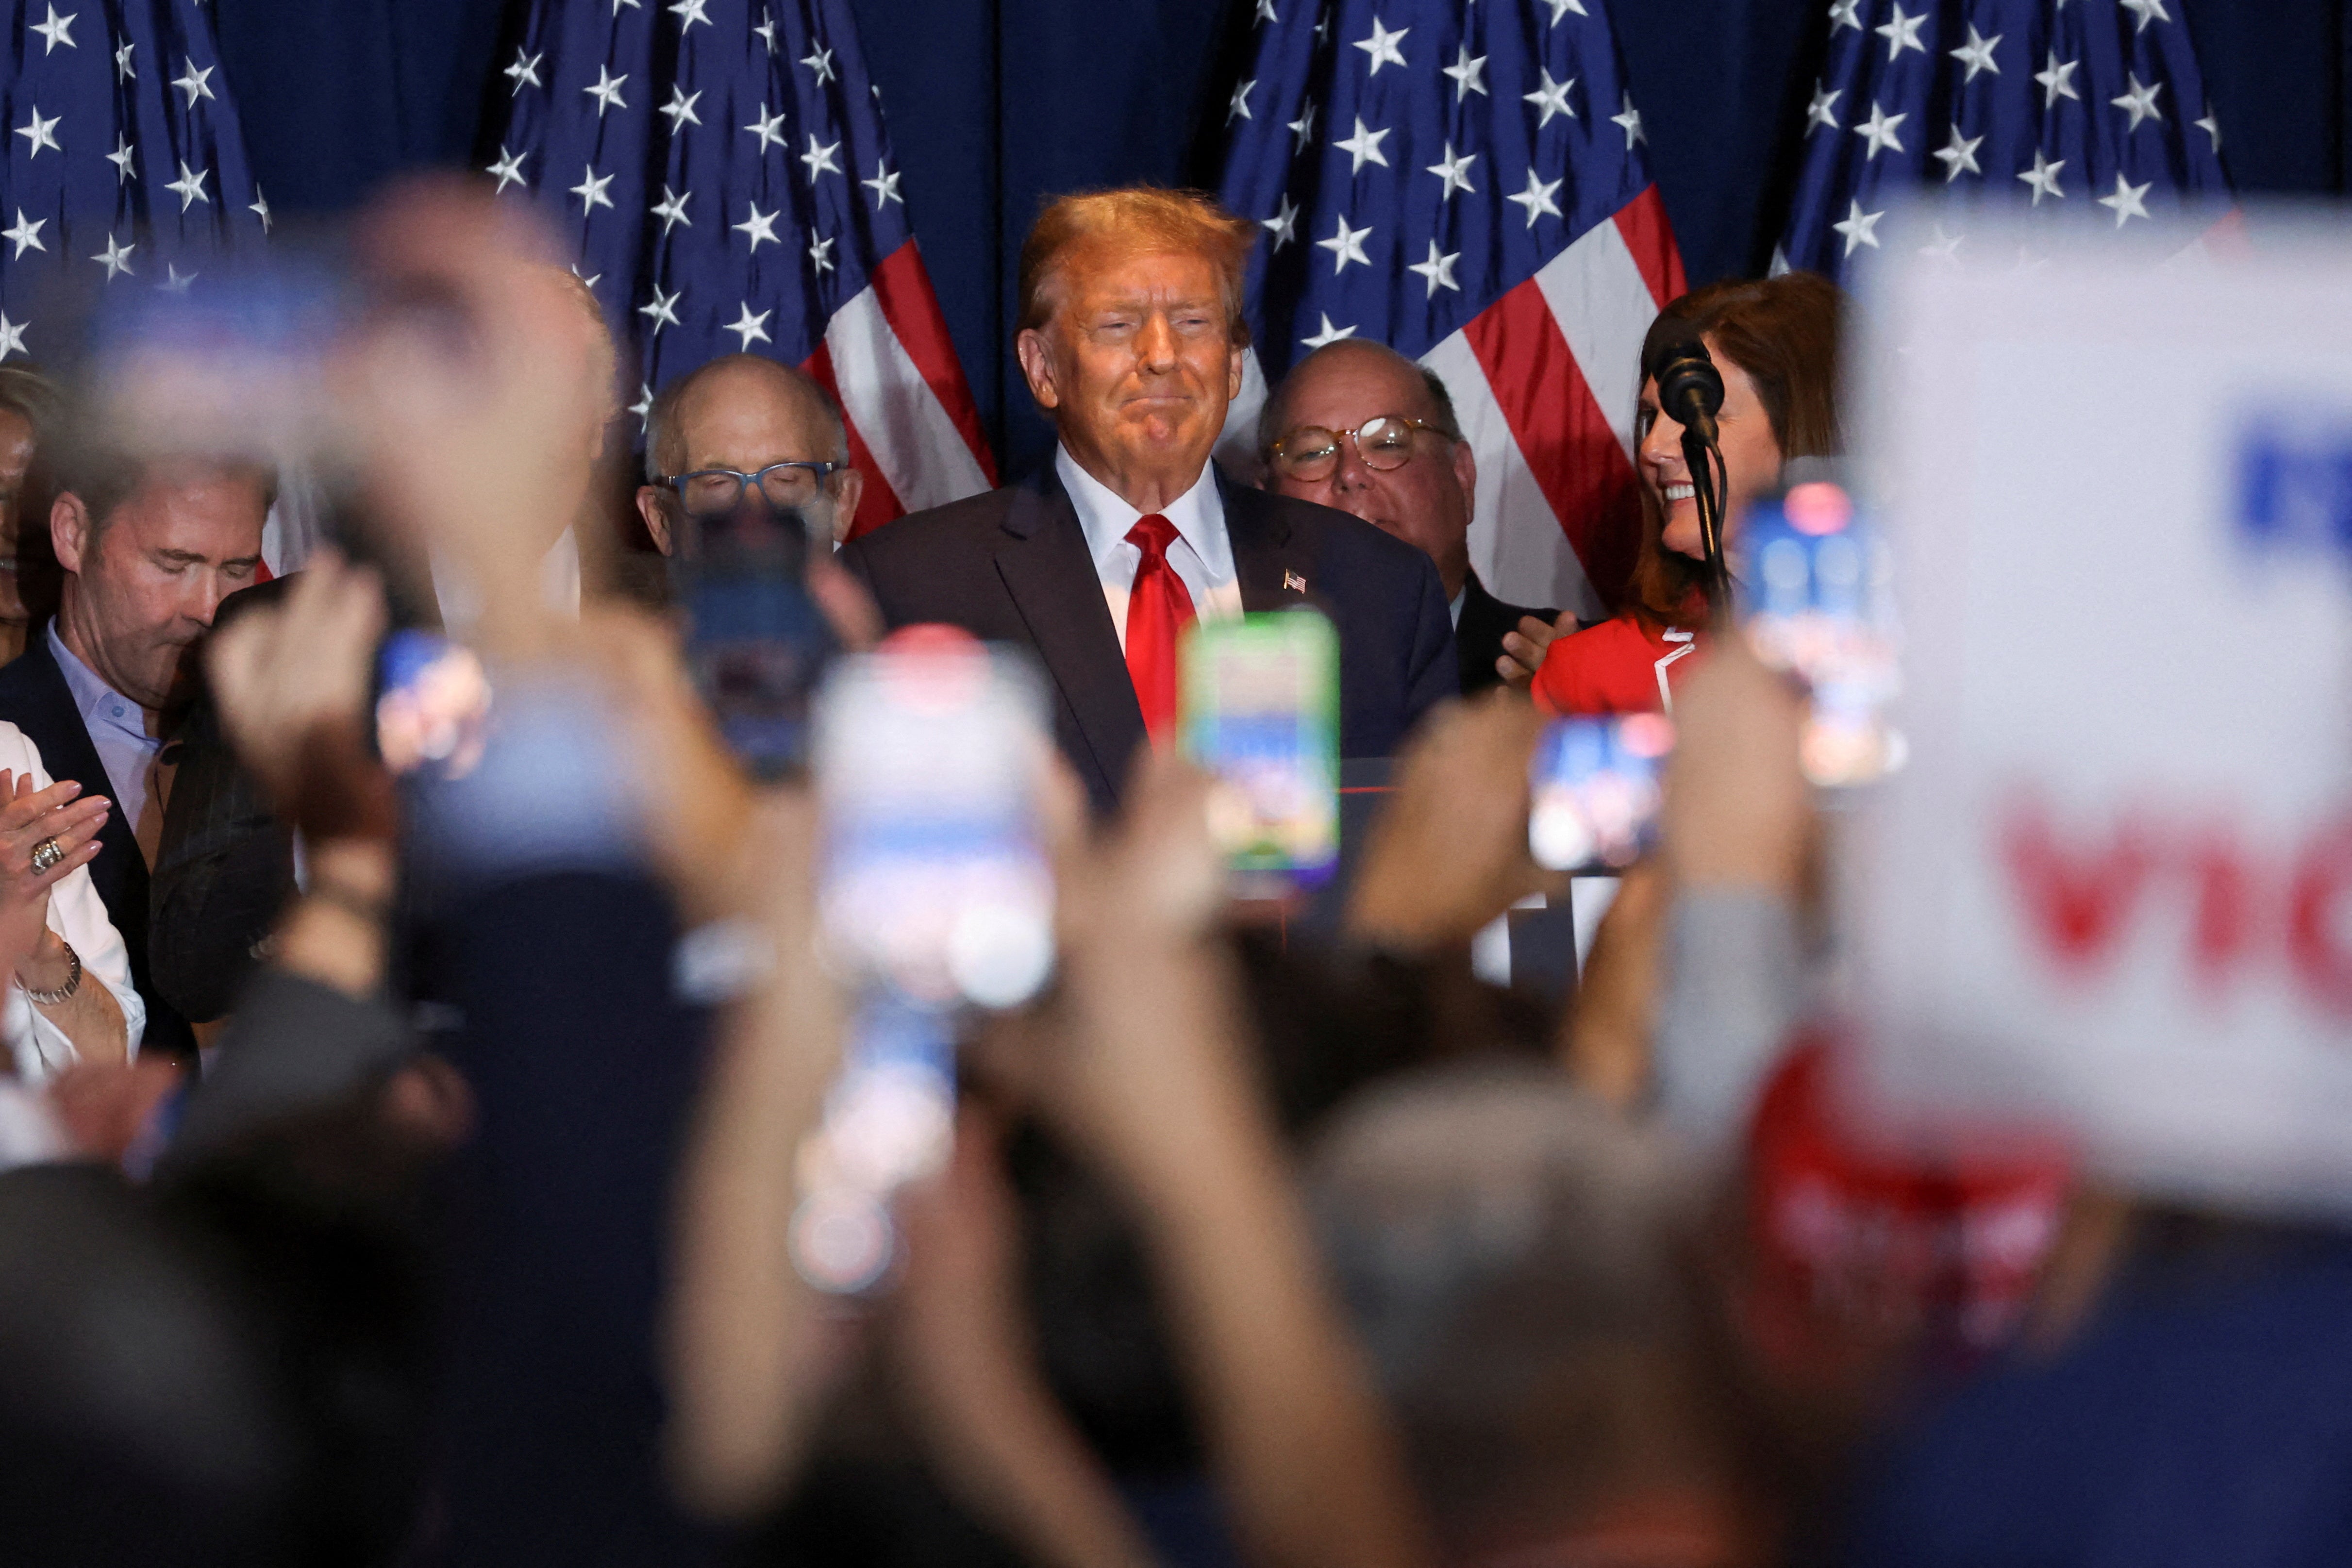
[
  {"xmin": 679, "ymin": 464, "xmax": 825, "ymax": 516},
  {"xmin": 1276, "ymin": 416, "xmax": 1419, "ymax": 481}
]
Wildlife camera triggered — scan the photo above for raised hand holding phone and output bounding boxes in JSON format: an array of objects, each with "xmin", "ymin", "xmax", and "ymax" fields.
[
  {"xmin": 792, "ymin": 625, "xmax": 1057, "ymax": 1295},
  {"xmin": 1736, "ymin": 472, "xmax": 1902, "ymax": 788},
  {"xmin": 1179, "ymin": 610, "xmax": 1341, "ymax": 899},
  {"xmin": 1528, "ymin": 713, "xmax": 1675, "ymax": 874}
]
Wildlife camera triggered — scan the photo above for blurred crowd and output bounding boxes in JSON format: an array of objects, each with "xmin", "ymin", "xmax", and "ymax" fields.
[{"xmin": 0, "ymin": 176, "xmax": 2343, "ymax": 1568}]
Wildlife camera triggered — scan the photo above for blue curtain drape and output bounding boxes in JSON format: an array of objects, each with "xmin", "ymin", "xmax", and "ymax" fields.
[{"xmin": 211, "ymin": 0, "xmax": 2352, "ymax": 474}]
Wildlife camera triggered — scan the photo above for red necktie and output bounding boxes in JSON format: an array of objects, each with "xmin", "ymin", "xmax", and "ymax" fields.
[{"xmin": 1123, "ymin": 513, "xmax": 1196, "ymax": 745}]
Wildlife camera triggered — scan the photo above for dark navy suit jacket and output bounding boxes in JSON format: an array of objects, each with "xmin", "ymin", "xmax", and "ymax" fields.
[
  {"xmin": 0, "ymin": 626, "xmax": 196, "ymax": 1061},
  {"xmin": 837, "ymin": 463, "xmax": 1459, "ymax": 811},
  {"xmin": 1455, "ymin": 568, "xmax": 1560, "ymax": 698}
]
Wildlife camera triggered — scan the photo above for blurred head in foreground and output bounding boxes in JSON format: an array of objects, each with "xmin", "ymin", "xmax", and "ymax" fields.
[
  {"xmin": 1259, "ymin": 342, "xmax": 1479, "ymax": 601},
  {"xmin": 1014, "ymin": 186, "xmax": 1253, "ymax": 503},
  {"xmin": 530, "ymin": 266, "xmax": 621, "ymax": 554},
  {"xmin": 0, "ymin": 1073, "xmax": 451, "ymax": 1566},
  {"xmin": 1311, "ymin": 1066, "xmax": 1778, "ymax": 1568},
  {"xmin": 1631, "ymin": 273, "xmax": 1842, "ymax": 628},
  {"xmin": 636, "ymin": 353, "xmax": 862, "ymax": 553},
  {"xmin": 0, "ymin": 1165, "xmax": 292, "ymax": 1566}
]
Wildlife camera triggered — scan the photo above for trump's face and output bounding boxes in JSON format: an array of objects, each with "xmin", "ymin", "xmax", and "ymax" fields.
[{"xmin": 1017, "ymin": 246, "xmax": 1244, "ymax": 502}]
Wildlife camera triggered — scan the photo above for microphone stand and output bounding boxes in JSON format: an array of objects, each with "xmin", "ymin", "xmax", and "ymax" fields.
[
  {"xmin": 1680, "ymin": 425, "xmax": 1734, "ymax": 623},
  {"xmin": 1648, "ymin": 328, "xmax": 1733, "ymax": 623}
]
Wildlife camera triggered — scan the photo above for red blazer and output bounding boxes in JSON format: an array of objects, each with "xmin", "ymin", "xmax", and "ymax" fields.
[{"xmin": 1530, "ymin": 611, "xmax": 1702, "ymax": 716}]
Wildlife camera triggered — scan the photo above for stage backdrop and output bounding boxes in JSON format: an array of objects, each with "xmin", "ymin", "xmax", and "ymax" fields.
[{"xmin": 209, "ymin": 0, "xmax": 2352, "ymax": 477}]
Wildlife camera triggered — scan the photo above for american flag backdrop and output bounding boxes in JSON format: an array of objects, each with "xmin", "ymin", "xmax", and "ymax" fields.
[
  {"xmin": 1215, "ymin": 0, "xmax": 1685, "ymax": 617},
  {"xmin": 1777, "ymin": 0, "xmax": 2232, "ymax": 281},
  {"xmin": 491, "ymin": 0, "xmax": 994, "ymax": 536},
  {"xmin": 0, "ymin": 0, "xmax": 271, "ymax": 366}
]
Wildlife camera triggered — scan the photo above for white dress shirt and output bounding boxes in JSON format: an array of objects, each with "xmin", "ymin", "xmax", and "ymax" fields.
[
  {"xmin": 0, "ymin": 722, "xmax": 148, "ymax": 1083},
  {"xmin": 1055, "ymin": 447, "xmax": 1244, "ymax": 651}
]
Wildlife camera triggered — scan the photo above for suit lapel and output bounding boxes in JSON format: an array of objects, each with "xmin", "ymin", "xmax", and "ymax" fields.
[
  {"xmin": 1220, "ymin": 469, "xmax": 1314, "ymax": 614},
  {"xmin": 1456, "ymin": 570, "xmax": 1502, "ymax": 642},
  {"xmin": 992, "ymin": 470, "xmax": 1145, "ymax": 797},
  {"xmin": 15, "ymin": 629, "xmax": 144, "ymax": 916}
]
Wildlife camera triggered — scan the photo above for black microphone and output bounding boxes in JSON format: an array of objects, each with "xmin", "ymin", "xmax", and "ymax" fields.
[
  {"xmin": 1642, "ymin": 318, "xmax": 1733, "ymax": 613},
  {"xmin": 1644, "ymin": 321, "xmax": 1723, "ymax": 448}
]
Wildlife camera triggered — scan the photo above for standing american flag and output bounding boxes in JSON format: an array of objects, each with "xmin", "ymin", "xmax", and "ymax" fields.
[
  {"xmin": 0, "ymin": 0, "xmax": 270, "ymax": 365},
  {"xmin": 492, "ymin": 0, "xmax": 994, "ymax": 536},
  {"xmin": 1778, "ymin": 0, "xmax": 2231, "ymax": 281},
  {"xmin": 1215, "ymin": 0, "xmax": 1684, "ymax": 617}
]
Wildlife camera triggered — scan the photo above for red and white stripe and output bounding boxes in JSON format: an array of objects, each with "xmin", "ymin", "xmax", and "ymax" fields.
[
  {"xmin": 1224, "ymin": 186, "xmax": 1685, "ymax": 618},
  {"xmin": 262, "ymin": 241, "xmax": 994, "ymax": 575},
  {"xmin": 816, "ymin": 239, "xmax": 998, "ymax": 540}
]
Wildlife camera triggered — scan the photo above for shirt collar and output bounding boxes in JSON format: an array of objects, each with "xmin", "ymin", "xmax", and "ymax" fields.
[
  {"xmin": 1054, "ymin": 445, "xmax": 1233, "ymax": 582},
  {"xmin": 1448, "ymin": 587, "xmax": 1466, "ymax": 628},
  {"xmin": 48, "ymin": 621, "xmax": 155, "ymax": 747}
]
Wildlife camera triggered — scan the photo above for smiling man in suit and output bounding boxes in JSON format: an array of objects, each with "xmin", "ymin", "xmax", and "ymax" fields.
[{"xmin": 837, "ymin": 187, "xmax": 1457, "ymax": 811}]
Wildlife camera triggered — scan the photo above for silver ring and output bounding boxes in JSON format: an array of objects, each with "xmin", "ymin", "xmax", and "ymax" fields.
[{"xmin": 29, "ymin": 837, "xmax": 65, "ymax": 875}]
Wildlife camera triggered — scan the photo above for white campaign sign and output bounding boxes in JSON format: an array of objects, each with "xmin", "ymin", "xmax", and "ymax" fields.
[{"xmin": 1852, "ymin": 212, "xmax": 2352, "ymax": 1215}]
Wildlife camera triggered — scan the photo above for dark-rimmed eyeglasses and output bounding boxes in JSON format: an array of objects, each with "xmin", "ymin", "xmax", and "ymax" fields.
[
  {"xmin": 1266, "ymin": 416, "xmax": 1446, "ymax": 483},
  {"xmin": 656, "ymin": 460, "xmax": 843, "ymax": 517}
]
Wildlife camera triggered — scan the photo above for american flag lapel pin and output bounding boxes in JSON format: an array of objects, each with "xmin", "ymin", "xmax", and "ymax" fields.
[{"xmin": 1284, "ymin": 569, "xmax": 1307, "ymax": 594}]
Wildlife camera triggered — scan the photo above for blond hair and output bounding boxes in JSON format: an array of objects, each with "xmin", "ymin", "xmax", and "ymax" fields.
[{"xmin": 1017, "ymin": 187, "xmax": 1255, "ymax": 344}]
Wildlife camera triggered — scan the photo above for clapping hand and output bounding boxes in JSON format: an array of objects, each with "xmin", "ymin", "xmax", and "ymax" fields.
[
  {"xmin": 0, "ymin": 771, "xmax": 108, "ymax": 977},
  {"xmin": 1498, "ymin": 608, "xmax": 1578, "ymax": 688}
]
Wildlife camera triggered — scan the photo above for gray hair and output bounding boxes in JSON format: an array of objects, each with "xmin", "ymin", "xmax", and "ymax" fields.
[
  {"xmin": 1307, "ymin": 1064, "xmax": 1740, "ymax": 1548},
  {"xmin": 1256, "ymin": 339, "xmax": 1464, "ymax": 457},
  {"xmin": 642, "ymin": 353, "xmax": 851, "ymax": 484},
  {"xmin": 0, "ymin": 365, "xmax": 62, "ymax": 437}
]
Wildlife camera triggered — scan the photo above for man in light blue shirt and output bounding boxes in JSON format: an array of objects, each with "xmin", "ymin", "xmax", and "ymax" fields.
[
  {"xmin": 48, "ymin": 624, "xmax": 167, "ymax": 867},
  {"xmin": 0, "ymin": 433, "xmax": 269, "ymax": 1061}
]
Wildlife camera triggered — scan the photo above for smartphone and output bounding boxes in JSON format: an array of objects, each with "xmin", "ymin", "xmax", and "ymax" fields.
[
  {"xmin": 1528, "ymin": 714, "xmax": 1674, "ymax": 872},
  {"xmin": 1738, "ymin": 474, "xmax": 1902, "ymax": 788},
  {"xmin": 789, "ymin": 994, "xmax": 957, "ymax": 1295},
  {"xmin": 1180, "ymin": 611, "xmax": 1340, "ymax": 897},
  {"xmin": 374, "ymin": 628, "xmax": 492, "ymax": 780},
  {"xmin": 673, "ymin": 500, "xmax": 835, "ymax": 779},
  {"xmin": 813, "ymin": 625, "xmax": 1054, "ymax": 1010}
]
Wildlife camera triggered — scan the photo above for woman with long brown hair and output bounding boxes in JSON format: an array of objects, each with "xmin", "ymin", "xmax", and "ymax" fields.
[{"xmin": 1532, "ymin": 272, "xmax": 1843, "ymax": 716}]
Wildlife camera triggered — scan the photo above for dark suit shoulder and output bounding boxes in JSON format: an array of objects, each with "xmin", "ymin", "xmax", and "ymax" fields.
[
  {"xmin": 1234, "ymin": 485, "xmax": 1437, "ymax": 579},
  {"xmin": 0, "ymin": 635, "xmax": 60, "ymax": 707},
  {"xmin": 0, "ymin": 634, "xmax": 83, "ymax": 765},
  {"xmin": 1462, "ymin": 571, "xmax": 1558, "ymax": 634},
  {"xmin": 840, "ymin": 485, "xmax": 1018, "ymax": 567}
]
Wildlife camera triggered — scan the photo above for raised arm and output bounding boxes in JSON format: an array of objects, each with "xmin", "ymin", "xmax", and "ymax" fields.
[{"xmin": 1040, "ymin": 751, "xmax": 1436, "ymax": 1568}]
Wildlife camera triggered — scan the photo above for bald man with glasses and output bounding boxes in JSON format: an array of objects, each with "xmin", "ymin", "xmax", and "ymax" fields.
[{"xmin": 1259, "ymin": 339, "xmax": 1572, "ymax": 696}]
